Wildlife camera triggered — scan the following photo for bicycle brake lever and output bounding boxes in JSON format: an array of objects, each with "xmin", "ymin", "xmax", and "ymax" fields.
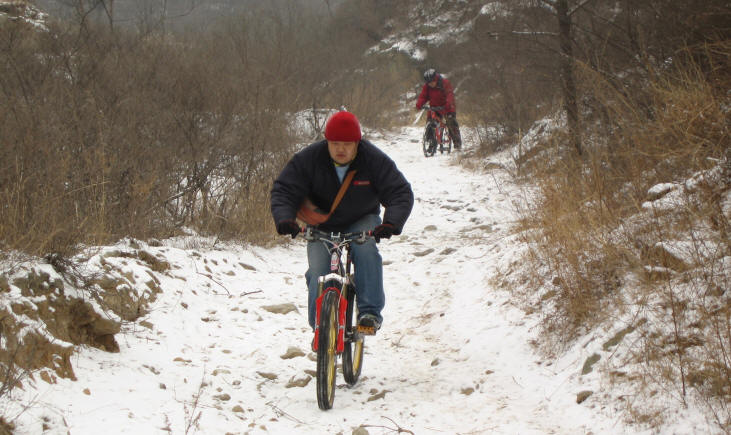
[{"xmin": 357, "ymin": 230, "xmax": 373, "ymax": 244}]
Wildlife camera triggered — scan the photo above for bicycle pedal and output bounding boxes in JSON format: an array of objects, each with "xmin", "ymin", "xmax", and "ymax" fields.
[{"xmin": 356, "ymin": 325, "xmax": 377, "ymax": 336}]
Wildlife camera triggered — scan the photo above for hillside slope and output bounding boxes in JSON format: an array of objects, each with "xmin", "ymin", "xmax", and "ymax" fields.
[{"xmin": 1, "ymin": 126, "xmax": 717, "ymax": 434}]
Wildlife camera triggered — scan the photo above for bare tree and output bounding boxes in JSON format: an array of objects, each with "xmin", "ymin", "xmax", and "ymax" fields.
[{"xmin": 543, "ymin": 0, "xmax": 582, "ymax": 154}]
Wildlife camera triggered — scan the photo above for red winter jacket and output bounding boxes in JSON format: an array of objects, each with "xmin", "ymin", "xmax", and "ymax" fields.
[{"xmin": 416, "ymin": 75, "xmax": 456, "ymax": 113}]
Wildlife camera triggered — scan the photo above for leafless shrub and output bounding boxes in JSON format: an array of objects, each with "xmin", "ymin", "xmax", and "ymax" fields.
[
  {"xmin": 515, "ymin": 40, "xmax": 729, "ymax": 429},
  {"xmin": 0, "ymin": 0, "xmax": 415, "ymax": 258},
  {"xmin": 0, "ymin": 4, "xmax": 344, "ymax": 256}
]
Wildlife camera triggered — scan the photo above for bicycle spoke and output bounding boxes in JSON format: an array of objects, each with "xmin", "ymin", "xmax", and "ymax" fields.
[{"xmin": 342, "ymin": 286, "xmax": 364, "ymax": 385}]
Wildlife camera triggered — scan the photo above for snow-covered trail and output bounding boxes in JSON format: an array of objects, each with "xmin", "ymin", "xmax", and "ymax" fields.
[
  {"xmin": 339, "ymin": 127, "xmax": 609, "ymax": 434},
  {"xmin": 8, "ymin": 127, "xmax": 627, "ymax": 434}
]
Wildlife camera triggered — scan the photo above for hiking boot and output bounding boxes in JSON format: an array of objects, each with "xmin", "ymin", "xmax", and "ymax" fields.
[{"xmin": 357, "ymin": 314, "xmax": 381, "ymax": 336}]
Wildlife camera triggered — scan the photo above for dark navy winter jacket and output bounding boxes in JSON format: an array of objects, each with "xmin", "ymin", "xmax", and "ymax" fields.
[{"xmin": 270, "ymin": 139, "xmax": 414, "ymax": 233}]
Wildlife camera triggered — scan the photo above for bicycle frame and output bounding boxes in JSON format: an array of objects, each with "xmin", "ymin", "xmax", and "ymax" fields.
[
  {"xmin": 427, "ymin": 110, "xmax": 449, "ymax": 146},
  {"xmin": 423, "ymin": 107, "xmax": 452, "ymax": 156},
  {"xmin": 306, "ymin": 228, "xmax": 369, "ymax": 353}
]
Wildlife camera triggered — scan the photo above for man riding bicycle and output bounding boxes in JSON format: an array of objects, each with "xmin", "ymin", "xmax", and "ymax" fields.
[
  {"xmin": 270, "ymin": 110, "xmax": 414, "ymax": 335},
  {"xmin": 416, "ymin": 68, "xmax": 463, "ymax": 149}
]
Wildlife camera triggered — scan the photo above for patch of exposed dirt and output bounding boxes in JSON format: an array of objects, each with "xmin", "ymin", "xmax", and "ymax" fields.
[{"xmin": 1, "ymin": 246, "xmax": 163, "ymax": 383}]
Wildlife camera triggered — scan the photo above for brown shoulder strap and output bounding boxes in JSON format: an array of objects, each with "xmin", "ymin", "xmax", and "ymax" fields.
[{"xmin": 327, "ymin": 170, "xmax": 356, "ymax": 217}]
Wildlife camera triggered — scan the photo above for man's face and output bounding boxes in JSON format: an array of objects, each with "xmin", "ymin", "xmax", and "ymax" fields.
[
  {"xmin": 428, "ymin": 78, "xmax": 438, "ymax": 87},
  {"xmin": 328, "ymin": 141, "xmax": 358, "ymax": 165}
]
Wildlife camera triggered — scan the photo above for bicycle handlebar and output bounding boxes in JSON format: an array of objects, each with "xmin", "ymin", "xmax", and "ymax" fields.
[
  {"xmin": 424, "ymin": 105, "xmax": 445, "ymax": 112},
  {"xmin": 301, "ymin": 227, "xmax": 374, "ymax": 244}
]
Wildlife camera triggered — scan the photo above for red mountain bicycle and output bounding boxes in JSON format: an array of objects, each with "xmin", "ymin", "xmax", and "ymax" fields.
[{"xmin": 422, "ymin": 105, "xmax": 452, "ymax": 157}]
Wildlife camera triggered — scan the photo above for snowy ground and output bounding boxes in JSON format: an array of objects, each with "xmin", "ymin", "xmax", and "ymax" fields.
[{"xmin": 3, "ymin": 127, "xmax": 705, "ymax": 434}]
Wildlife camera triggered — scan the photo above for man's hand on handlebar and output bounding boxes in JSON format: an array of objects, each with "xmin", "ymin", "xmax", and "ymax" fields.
[
  {"xmin": 373, "ymin": 223, "xmax": 395, "ymax": 243},
  {"xmin": 276, "ymin": 219, "xmax": 301, "ymax": 239}
]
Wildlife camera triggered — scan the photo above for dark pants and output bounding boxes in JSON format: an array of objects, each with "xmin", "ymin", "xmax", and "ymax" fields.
[{"xmin": 445, "ymin": 113, "xmax": 462, "ymax": 148}]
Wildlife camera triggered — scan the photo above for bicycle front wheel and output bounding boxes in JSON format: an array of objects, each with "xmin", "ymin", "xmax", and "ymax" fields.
[
  {"xmin": 440, "ymin": 126, "xmax": 452, "ymax": 154},
  {"xmin": 342, "ymin": 285, "xmax": 364, "ymax": 385},
  {"xmin": 316, "ymin": 290, "xmax": 338, "ymax": 410},
  {"xmin": 422, "ymin": 125, "xmax": 436, "ymax": 157}
]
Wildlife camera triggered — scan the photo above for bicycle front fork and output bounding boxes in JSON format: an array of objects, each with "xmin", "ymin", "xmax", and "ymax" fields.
[{"xmin": 314, "ymin": 277, "xmax": 349, "ymax": 352}]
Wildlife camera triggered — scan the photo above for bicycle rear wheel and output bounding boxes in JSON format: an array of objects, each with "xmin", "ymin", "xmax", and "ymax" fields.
[
  {"xmin": 316, "ymin": 290, "xmax": 338, "ymax": 410},
  {"xmin": 342, "ymin": 285, "xmax": 364, "ymax": 385}
]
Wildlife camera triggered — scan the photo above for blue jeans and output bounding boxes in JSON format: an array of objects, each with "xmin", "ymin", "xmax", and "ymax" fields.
[{"xmin": 305, "ymin": 214, "xmax": 384, "ymax": 330}]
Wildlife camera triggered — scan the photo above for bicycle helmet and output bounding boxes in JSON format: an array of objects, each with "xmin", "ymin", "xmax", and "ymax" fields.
[{"xmin": 423, "ymin": 68, "xmax": 437, "ymax": 83}]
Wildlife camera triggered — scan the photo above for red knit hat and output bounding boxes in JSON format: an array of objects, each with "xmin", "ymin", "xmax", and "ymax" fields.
[{"xmin": 324, "ymin": 111, "xmax": 362, "ymax": 142}]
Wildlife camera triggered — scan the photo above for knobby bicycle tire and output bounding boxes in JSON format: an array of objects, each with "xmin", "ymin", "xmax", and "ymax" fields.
[
  {"xmin": 422, "ymin": 124, "xmax": 437, "ymax": 158},
  {"xmin": 341, "ymin": 284, "xmax": 364, "ymax": 385},
  {"xmin": 316, "ymin": 289, "xmax": 339, "ymax": 410},
  {"xmin": 439, "ymin": 125, "xmax": 452, "ymax": 154}
]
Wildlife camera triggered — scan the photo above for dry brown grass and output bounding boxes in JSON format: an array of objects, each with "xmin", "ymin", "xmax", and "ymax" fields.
[
  {"xmin": 515, "ymin": 41, "xmax": 730, "ymax": 430},
  {"xmin": 0, "ymin": 16, "xmax": 275, "ymax": 255},
  {"xmin": 0, "ymin": 2, "xmax": 415, "ymax": 258}
]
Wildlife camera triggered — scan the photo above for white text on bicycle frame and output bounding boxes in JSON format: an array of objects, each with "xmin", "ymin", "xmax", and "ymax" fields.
[{"xmin": 330, "ymin": 251, "xmax": 338, "ymax": 272}]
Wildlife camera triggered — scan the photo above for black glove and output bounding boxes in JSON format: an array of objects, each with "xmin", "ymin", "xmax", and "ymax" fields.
[
  {"xmin": 373, "ymin": 223, "xmax": 395, "ymax": 243},
  {"xmin": 276, "ymin": 219, "xmax": 300, "ymax": 239}
]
